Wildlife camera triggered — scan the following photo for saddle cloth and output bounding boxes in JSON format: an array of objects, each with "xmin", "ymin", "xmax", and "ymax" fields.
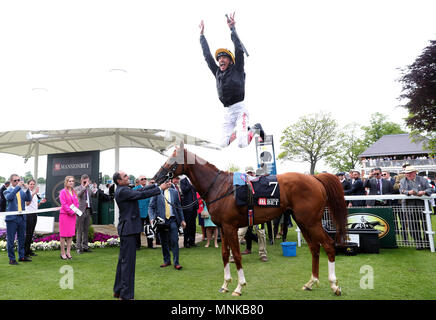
[{"xmin": 234, "ymin": 173, "xmax": 280, "ymax": 208}]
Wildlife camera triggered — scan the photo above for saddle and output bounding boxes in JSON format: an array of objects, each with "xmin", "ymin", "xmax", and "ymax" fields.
[{"xmin": 233, "ymin": 172, "xmax": 280, "ymax": 225}]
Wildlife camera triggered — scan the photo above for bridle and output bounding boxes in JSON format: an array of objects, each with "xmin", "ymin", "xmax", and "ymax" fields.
[
  {"xmin": 155, "ymin": 163, "xmax": 240, "ymax": 210},
  {"xmin": 152, "ymin": 154, "xmax": 243, "ymax": 210},
  {"xmin": 153, "ymin": 161, "xmax": 184, "ymax": 185}
]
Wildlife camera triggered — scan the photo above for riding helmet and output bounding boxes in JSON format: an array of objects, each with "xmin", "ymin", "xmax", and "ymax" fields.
[{"xmin": 215, "ymin": 48, "xmax": 235, "ymax": 64}]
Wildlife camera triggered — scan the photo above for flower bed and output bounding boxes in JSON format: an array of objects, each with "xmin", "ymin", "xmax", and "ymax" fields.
[{"xmin": 0, "ymin": 230, "xmax": 119, "ymax": 251}]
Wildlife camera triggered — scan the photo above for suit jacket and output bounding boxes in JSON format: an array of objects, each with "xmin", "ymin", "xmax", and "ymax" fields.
[
  {"xmin": 340, "ymin": 179, "xmax": 352, "ymax": 192},
  {"xmin": 115, "ymin": 184, "xmax": 161, "ymax": 236},
  {"xmin": 179, "ymin": 177, "xmax": 199, "ymax": 213},
  {"xmin": 399, "ymin": 176, "xmax": 433, "ymax": 196},
  {"xmin": 344, "ymin": 178, "xmax": 366, "ymax": 206},
  {"xmin": 0, "ymin": 185, "xmax": 7, "ymax": 212},
  {"xmin": 364, "ymin": 178, "xmax": 393, "ymax": 206},
  {"xmin": 75, "ymin": 184, "xmax": 98, "ymax": 213},
  {"xmin": 148, "ymin": 187, "xmax": 185, "ymax": 227},
  {"xmin": 3, "ymin": 185, "xmax": 32, "ymax": 221},
  {"xmin": 59, "ymin": 188, "xmax": 80, "ymax": 216}
]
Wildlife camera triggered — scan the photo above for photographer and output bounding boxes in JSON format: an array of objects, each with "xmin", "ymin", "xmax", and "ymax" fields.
[
  {"xmin": 4, "ymin": 174, "xmax": 32, "ymax": 265},
  {"xmin": 74, "ymin": 174, "xmax": 98, "ymax": 254}
]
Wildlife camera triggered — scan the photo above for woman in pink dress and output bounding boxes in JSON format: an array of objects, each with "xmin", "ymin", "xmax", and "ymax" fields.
[{"xmin": 59, "ymin": 176, "xmax": 79, "ymax": 260}]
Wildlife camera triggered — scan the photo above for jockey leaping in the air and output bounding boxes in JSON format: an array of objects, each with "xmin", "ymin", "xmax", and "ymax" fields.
[{"xmin": 199, "ymin": 12, "xmax": 265, "ymax": 148}]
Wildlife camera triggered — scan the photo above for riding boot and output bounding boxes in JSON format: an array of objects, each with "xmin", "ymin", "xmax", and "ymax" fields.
[{"xmin": 251, "ymin": 123, "xmax": 265, "ymax": 141}]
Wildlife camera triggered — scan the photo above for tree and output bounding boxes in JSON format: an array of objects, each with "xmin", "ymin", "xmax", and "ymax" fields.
[
  {"xmin": 398, "ymin": 39, "xmax": 436, "ymax": 154},
  {"xmin": 325, "ymin": 123, "xmax": 366, "ymax": 173},
  {"xmin": 37, "ymin": 177, "xmax": 46, "ymax": 184},
  {"xmin": 226, "ymin": 163, "xmax": 241, "ymax": 173},
  {"xmin": 279, "ymin": 112, "xmax": 339, "ymax": 174},
  {"xmin": 361, "ymin": 113, "xmax": 406, "ymax": 148},
  {"xmin": 0, "ymin": 176, "xmax": 5, "ymax": 183},
  {"xmin": 24, "ymin": 171, "xmax": 34, "ymax": 182},
  {"xmin": 102, "ymin": 174, "xmax": 111, "ymax": 184}
]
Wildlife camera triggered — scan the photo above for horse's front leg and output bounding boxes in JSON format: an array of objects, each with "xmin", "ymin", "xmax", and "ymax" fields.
[
  {"xmin": 219, "ymin": 228, "xmax": 232, "ymax": 293},
  {"xmin": 226, "ymin": 226, "xmax": 246, "ymax": 296}
]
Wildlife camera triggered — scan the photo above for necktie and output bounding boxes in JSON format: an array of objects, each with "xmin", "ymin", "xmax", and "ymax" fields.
[
  {"xmin": 86, "ymin": 189, "xmax": 90, "ymax": 208},
  {"xmin": 377, "ymin": 179, "xmax": 382, "ymax": 194},
  {"xmin": 16, "ymin": 191, "xmax": 22, "ymax": 211},
  {"xmin": 164, "ymin": 189, "xmax": 171, "ymax": 219}
]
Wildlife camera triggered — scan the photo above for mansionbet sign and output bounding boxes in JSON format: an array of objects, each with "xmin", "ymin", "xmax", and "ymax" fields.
[
  {"xmin": 45, "ymin": 151, "xmax": 99, "ymax": 214},
  {"xmin": 52, "ymin": 155, "xmax": 92, "ymax": 176}
]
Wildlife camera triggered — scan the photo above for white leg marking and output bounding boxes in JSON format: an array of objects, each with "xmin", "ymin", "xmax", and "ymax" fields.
[
  {"xmin": 224, "ymin": 263, "xmax": 231, "ymax": 281},
  {"xmin": 302, "ymin": 274, "xmax": 319, "ymax": 291},
  {"xmin": 220, "ymin": 263, "xmax": 232, "ymax": 293},
  {"xmin": 232, "ymin": 268, "xmax": 247, "ymax": 296},
  {"xmin": 328, "ymin": 261, "xmax": 340, "ymax": 294}
]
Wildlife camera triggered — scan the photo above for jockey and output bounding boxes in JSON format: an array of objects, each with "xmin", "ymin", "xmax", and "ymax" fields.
[{"xmin": 199, "ymin": 13, "xmax": 265, "ymax": 148}]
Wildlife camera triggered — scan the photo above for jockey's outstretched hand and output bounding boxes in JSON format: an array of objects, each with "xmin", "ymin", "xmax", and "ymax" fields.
[
  {"xmin": 199, "ymin": 20, "xmax": 204, "ymax": 35},
  {"xmin": 227, "ymin": 12, "xmax": 236, "ymax": 29}
]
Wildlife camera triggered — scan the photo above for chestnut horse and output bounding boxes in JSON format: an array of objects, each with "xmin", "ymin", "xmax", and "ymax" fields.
[{"xmin": 153, "ymin": 143, "xmax": 347, "ymax": 296}]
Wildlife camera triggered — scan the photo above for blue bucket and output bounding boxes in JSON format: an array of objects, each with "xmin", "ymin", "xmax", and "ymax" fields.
[{"xmin": 281, "ymin": 242, "xmax": 297, "ymax": 257}]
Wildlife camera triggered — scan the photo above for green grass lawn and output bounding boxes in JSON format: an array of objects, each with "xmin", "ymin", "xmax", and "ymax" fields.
[{"xmin": 1, "ymin": 221, "xmax": 436, "ymax": 300}]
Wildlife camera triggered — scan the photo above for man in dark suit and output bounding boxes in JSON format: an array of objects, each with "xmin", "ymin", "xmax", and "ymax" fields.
[
  {"xmin": 364, "ymin": 167, "xmax": 393, "ymax": 207},
  {"xmin": 179, "ymin": 177, "xmax": 199, "ymax": 248},
  {"xmin": 74, "ymin": 174, "xmax": 98, "ymax": 254},
  {"xmin": 382, "ymin": 171, "xmax": 395, "ymax": 188},
  {"xmin": 112, "ymin": 170, "xmax": 171, "ymax": 300},
  {"xmin": 149, "ymin": 181, "xmax": 186, "ymax": 270},
  {"xmin": 344, "ymin": 170, "xmax": 366, "ymax": 207},
  {"xmin": 0, "ymin": 181, "xmax": 10, "ymax": 212},
  {"xmin": 3, "ymin": 174, "xmax": 32, "ymax": 265},
  {"xmin": 336, "ymin": 172, "xmax": 351, "ymax": 192}
]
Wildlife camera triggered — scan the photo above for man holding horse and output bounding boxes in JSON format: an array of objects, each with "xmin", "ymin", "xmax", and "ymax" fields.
[
  {"xmin": 199, "ymin": 13, "xmax": 265, "ymax": 148},
  {"xmin": 112, "ymin": 171, "xmax": 171, "ymax": 300}
]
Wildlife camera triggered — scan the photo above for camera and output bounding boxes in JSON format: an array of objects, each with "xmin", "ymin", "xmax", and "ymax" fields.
[
  {"xmin": 144, "ymin": 225, "xmax": 155, "ymax": 239},
  {"xmin": 151, "ymin": 216, "xmax": 165, "ymax": 233},
  {"xmin": 178, "ymin": 226, "xmax": 184, "ymax": 235}
]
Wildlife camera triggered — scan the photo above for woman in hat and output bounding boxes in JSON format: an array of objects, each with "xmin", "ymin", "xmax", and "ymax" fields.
[{"xmin": 199, "ymin": 13, "xmax": 265, "ymax": 148}]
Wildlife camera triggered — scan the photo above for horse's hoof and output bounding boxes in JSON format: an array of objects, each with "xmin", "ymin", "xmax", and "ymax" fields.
[
  {"xmin": 231, "ymin": 291, "xmax": 241, "ymax": 296},
  {"xmin": 334, "ymin": 287, "xmax": 342, "ymax": 296},
  {"xmin": 302, "ymin": 285, "xmax": 312, "ymax": 291},
  {"xmin": 219, "ymin": 288, "xmax": 229, "ymax": 293}
]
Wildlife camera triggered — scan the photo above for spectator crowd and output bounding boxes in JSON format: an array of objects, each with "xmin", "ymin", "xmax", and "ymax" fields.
[{"xmin": 1, "ymin": 162, "xmax": 435, "ymax": 298}]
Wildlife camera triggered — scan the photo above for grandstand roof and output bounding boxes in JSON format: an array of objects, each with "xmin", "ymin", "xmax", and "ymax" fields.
[{"xmin": 358, "ymin": 133, "xmax": 429, "ymax": 158}]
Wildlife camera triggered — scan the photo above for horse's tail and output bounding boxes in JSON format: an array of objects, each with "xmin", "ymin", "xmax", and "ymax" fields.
[{"xmin": 314, "ymin": 173, "xmax": 348, "ymax": 246}]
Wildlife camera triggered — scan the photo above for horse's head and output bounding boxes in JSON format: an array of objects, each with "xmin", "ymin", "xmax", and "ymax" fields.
[{"xmin": 152, "ymin": 141, "xmax": 187, "ymax": 184}]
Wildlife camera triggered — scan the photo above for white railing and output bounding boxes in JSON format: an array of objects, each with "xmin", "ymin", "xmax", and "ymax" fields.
[{"xmin": 0, "ymin": 207, "xmax": 61, "ymax": 233}]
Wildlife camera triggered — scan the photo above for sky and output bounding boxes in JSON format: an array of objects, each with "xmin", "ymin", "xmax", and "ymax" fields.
[{"xmin": 0, "ymin": 0, "xmax": 435, "ymax": 180}]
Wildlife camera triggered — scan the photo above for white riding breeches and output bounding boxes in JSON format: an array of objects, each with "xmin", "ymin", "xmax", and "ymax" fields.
[{"xmin": 221, "ymin": 101, "xmax": 249, "ymax": 148}]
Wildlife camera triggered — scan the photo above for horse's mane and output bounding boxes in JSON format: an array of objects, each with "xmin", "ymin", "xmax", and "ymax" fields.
[{"xmin": 186, "ymin": 149, "xmax": 223, "ymax": 174}]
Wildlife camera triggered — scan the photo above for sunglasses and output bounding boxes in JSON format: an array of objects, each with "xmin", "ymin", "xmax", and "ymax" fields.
[
  {"xmin": 13, "ymin": 179, "xmax": 20, "ymax": 182},
  {"xmin": 381, "ymin": 174, "xmax": 387, "ymax": 176},
  {"xmin": 140, "ymin": 178, "xmax": 147, "ymax": 181}
]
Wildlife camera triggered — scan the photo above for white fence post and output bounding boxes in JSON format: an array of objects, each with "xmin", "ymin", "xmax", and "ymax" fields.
[{"xmin": 424, "ymin": 199, "xmax": 435, "ymax": 253}]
